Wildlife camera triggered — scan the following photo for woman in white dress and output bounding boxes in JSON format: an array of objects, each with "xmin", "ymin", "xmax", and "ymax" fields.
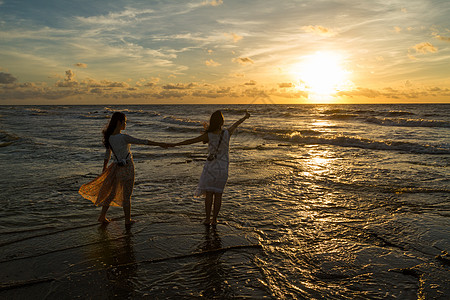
[
  {"xmin": 173, "ymin": 110, "xmax": 250, "ymax": 225},
  {"xmin": 79, "ymin": 112, "xmax": 168, "ymax": 225}
]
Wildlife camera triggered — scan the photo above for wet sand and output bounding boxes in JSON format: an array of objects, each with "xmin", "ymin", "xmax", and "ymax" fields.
[{"xmin": 0, "ymin": 214, "xmax": 266, "ymax": 299}]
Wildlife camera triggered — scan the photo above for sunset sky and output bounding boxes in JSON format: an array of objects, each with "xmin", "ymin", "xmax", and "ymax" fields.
[{"xmin": 1, "ymin": 0, "xmax": 449, "ymax": 104}]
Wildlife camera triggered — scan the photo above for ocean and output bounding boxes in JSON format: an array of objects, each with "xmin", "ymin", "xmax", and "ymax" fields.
[{"xmin": 0, "ymin": 104, "xmax": 449, "ymax": 299}]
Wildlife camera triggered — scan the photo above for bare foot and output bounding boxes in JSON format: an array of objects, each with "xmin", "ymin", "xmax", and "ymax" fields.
[
  {"xmin": 203, "ymin": 219, "xmax": 211, "ymax": 225},
  {"xmin": 125, "ymin": 219, "xmax": 136, "ymax": 225},
  {"xmin": 211, "ymin": 219, "xmax": 218, "ymax": 226},
  {"xmin": 98, "ymin": 217, "xmax": 110, "ymax": 223}
]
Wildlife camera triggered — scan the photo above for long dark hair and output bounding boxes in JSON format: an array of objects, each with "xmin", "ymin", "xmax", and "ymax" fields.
[
  {"xmin": 206, "ymin": 110, "xmax": 224, "ymax": 133},
  {"xmin": 103, "ymin": 112, "xmax": 126, "ymax": 149}
]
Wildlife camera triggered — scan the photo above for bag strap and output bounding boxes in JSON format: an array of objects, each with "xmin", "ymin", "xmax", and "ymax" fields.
[
  {"xmin": 109, "ymin": 143, "xmax": 129, "ymax": 162},
  {"xmin": 211, "ymin": 130, "xmax": 224, "ymax": 156}
]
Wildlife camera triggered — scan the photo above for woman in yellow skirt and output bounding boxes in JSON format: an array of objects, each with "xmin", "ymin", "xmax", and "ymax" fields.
[{"xmin": 79, "ymin": 112, "xmax": 167, "ymax": 225}]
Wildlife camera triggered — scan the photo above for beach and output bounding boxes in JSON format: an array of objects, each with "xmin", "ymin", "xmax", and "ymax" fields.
[{"xmin": 0, "ymin": 104, "xmax": 449, "ymax": 299}]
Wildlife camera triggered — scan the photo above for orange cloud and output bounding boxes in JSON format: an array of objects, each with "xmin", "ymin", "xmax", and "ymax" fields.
[
  {"xmin": 233, "ymin": 57, "xmax": 254, "ymax": 65},
  {"xmin": 302, "ymin": 25, "xmax": 337, "ymax": 37},
  {"xmin": 230, "ymin": 73, "xmax": 245, "ymax": 78},
  {"xmin": 434, "ymin": 35, "xmax": 450, "ymax": 42},
  {"xmin": 162, "ymin": 83, "xmax": 197, "ymax": 89},
  {"xmin": 412, "ymin": 42, "xmax": 438, "ymax": 54},
  {"xmin": 224, "ymin": 32, "xmax": 243, "ymax": 43},
  {"xmin": 278, "ymin": 82, "xmax": 293, "ymax": 88},
  {"xmin": 56, "ymin": 70, "xmax": 78, "ymax": 87},
  {"xmin": 202, "ymin": 0, "xmax": 223, "ymax": 6},
  {"xmin": 81, "ymin": 78, "xmax": 129, "ymax": 88},
  {"xmin": 74, "ymin": 63, "xmax": 87, "ymax": 68},
  {"xmin": 205, "ymin": 59, "xmax": 221, "ymax": 67}
]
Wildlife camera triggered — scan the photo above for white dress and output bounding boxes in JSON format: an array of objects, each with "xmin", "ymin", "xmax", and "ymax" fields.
[{"xmin": 195, "ymin": 129, "xmax": 230, "ymax": 197}]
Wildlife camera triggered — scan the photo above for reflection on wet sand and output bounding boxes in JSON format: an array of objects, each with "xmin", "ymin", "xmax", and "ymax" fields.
[
  {"xmin": 194, "ymin": 226, "xmax": 230, "ymax": 298},
  {"xmin": 91, "ymin": 224, "xmax": 137, "ymax": 298}
]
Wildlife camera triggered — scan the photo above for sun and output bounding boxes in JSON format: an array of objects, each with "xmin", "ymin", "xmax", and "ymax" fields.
[{"xmin": 291, "ymin": 51, "xmax": 351, "ymax": 102}]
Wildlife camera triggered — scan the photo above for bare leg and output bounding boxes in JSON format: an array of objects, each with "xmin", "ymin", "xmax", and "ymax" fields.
[
  {"xmin": 204, "ymin": 192, "xmax": 214, "ymax": 225},
  {"xmin": 123, "ymin": 205, "xmax": 135, "ymax": 225},
  {"xmin": 211, "ymin": 193, "xmax": 222, "ymax": 225},
  {"xmin": 98, "ymin": 205, "xmax": 110, "ymax": 223},
  {"xmin": 123, "ymin": 177, "xmax": 135, "ymax": 225}
]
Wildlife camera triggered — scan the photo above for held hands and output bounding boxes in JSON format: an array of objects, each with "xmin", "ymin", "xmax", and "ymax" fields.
[{"xmin": 159, "ymin": 142, "xmax": 176, "ymax": 149}]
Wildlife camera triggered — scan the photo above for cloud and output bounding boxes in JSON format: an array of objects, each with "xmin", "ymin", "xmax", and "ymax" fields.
[
  {"xmin": 136, "ymin": 77, "xmax": 160, "ymax": 88},
  {"xmin": 56, "ymin": 70, "xmax": 78, "ymax": 87},
  {"xmin": 407, "ymin": 53, "xmax": 418, "ymax": 60},
  {"xmin": 273, "ymin": 90, "xmax": 308, "ymax": 99},
  {"xmin": 224, "ymin": 32, "xmax": 243, "ymax": 43},
  {"xmin": 412, "ymin": 42, "xmax": 438, "ymax": 54},
  {"xmin": 205, "ymin": 59, "xmax": 221, "ymax": 67},
  {"xmin": 336, "ymin": 87, "xmax": 381, "ymax": 98},
  {"xmin": 153, "ymin": 90, "xmax": 188, "ymax": 99},
  {"xmin": 278, "ymin": 82, "xmax": 293, "ymax": 88},
  {"xmin": 394, "ymin": 26, "xmax": 402, "ymax": 33},
  {"xmin": 230, "ymin": 73, "xmax": 245, "ymax": 78},
  {"xmin": 76, "ymin": 8, "xmax": 155, "ymax": 26},
  {"xmin": 66, "ymin": 70, "xmax": 75, "ymax": 81},
  {"xmin": 0, "ymin": 72, "xmax": 17, "ymax": 84},
  {"xmin": 192, "ymin": 87, "xmax": 238, "ymax": 99},
  {"xmin": 434, "ymin": 35, "xmax": 450, "ymax": 42},
  {"xmin": 244, "ymin": 80, "xmax": 256, "ymax": 86},
  {"xmin": 74, "ymin": 63, "xmax": 87, "ymax": 68},
  {"xmin": 202, "ymin": 0, "xmax": 223, "ymax": 6},
  {"xmin": 233, "ymin": 57, "xmax": 254, "ymax": 65},
  {"xmin": 301, "ymin": 25, "xmax": 337, "ymax": 37},
  {"xmin": 90, "ymin": 88, "xmax": 103, "ymax": 94},
  {"xmin": 243, "ymin": 88, "xmax": 270, "ymax": 99},
  {"xmin": 162, "ymin": 83, "xmax": 197, "ymax": 89},
  {"xmin": 335, "ymin": 86, "xmax": 448, "ymax": 100},
  {"xmin": 82, "ymin": 78, "xmax": 130, "ymax": 88}
]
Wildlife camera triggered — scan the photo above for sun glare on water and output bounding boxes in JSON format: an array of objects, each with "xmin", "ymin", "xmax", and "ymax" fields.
[{"xmin": 291, "ymin": 52, "xmax": 351, "ymax": 103}]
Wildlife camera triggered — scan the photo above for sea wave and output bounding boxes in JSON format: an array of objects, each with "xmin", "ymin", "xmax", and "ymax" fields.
[
  {"xmin": 0, "ymin": 130, "xmax": 20, "ymax": 147},
  {"xmin": 246, "ymin": 128, "xmax": 450, "ymax": 154},
  {"xmin": 103, "ymin": 107, "xmax": 161, "ymax": 117},
  {"xmin": 248, "ymin": 127, "xmax": 323, "ymax": 136},
  {"xmin": 365, "ymin": 117, "xmax": 450, "ymax": 128},
  {"xmin": 161, "ymin": 116, "xmax": 203, "ymax": 127},
  {"xmin": 321, "ymin": 109, "xmax": 416, "ymax": 118},
  {"xmin": 288, "ymin": 134, "xmax": 450, "ymax": 154},
  {"xmin": 322, "ymin": 109, "xmax": 376, "ymax": 116},
  {"xmin": 327, "ymin": 114, "xmax": 358, "ymax": 120},
  {"xmin": 383, "ymin": 110, "xmax": 415, "ymax": 117},
  {"xmin": 24, "ymin": 108, "xmax": 50, "ymax": 115},
  {"xmin": 78, "ymin": 114, "xmax": 110, "ymax": 120}
]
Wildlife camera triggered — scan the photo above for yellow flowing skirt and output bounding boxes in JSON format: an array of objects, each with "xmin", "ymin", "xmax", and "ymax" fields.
[{"xmin": 79, "ymin": 160, "xmax": 135, "ymax": 207}]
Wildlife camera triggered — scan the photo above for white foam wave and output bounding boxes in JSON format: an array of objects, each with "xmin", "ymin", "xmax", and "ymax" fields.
[
  {"xmin": 161, "ymin": 116, "xmax": 202, "ymax": 127},
  {"xmin": 103, "ymin": 107, "xmax": 161, "ymax": 117},
  {"xmin": 249, "ymin": 129, "xmax": 450, "ymax": 154},
  {"xmin": 289, "ymin": 134, "xmax": 450, "ymax": 154},
  {"xmin": 366, "ymin": 117, "xmax": 450, "ymax": 128}
]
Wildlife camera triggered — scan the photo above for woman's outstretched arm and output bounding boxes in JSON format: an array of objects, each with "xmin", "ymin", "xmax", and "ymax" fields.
[
  {"xmin": 146, "ymin": 140, "xmax": 170, "ymax": 148},
  {"xmin": 124, "ymin": 134, "xmax": 169, "ymax": 148},
  {"xmin": 228, "ymin": 111, "xmax": 250, "ymax": 136},
  {"xmin": 174, "ymin": 132, "xmax": 208, "ymax": 146}
]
